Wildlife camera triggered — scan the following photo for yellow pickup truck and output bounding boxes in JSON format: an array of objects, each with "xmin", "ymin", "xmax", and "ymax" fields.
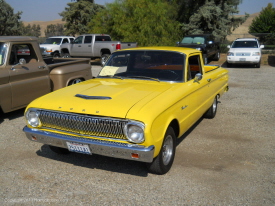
[{"xmin": 23, "ymin": 47, "xmax": 229, "ymax": 174}]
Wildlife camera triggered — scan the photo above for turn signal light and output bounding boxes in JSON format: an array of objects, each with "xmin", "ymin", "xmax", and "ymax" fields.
[{"xmin": 131, "ymin": 153, "xmax": 139, "ymax": 159}]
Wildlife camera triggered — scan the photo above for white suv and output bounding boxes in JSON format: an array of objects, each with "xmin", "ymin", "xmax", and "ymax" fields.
[{"xmin": 227, "ymin": 38, "xmax": 264, "ymax": 68}]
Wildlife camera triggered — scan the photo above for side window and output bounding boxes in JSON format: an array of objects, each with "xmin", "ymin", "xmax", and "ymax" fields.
[
  {"xmin": 69, "ymin": 38, "xmax": 74, "ymax": 43},
  {"xmin": 73, "ymin": 36, "xmax": 83, "ymax": 44},
  {"xmin": 62, "ymin": 38, "xmax": 69, "ymax": 44},
  {"xmin": 9, "ymin": 44, "xmax": 38, "ymax": 65},
  {"xmin": 84, "ymin": 36, "xmax": 93, "ymax": 43},
  {"xmin": 187, "ymin": 55, "xmax": 202, "ymax": 81}
]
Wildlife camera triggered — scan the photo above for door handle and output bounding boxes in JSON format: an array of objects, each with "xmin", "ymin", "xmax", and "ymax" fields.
[
  {"xmin": 38, "ymin": 66, "xmax": 46, "ymax": 69},
  {"xmin": 78, "ymin": 45, "xmax": 81, "ymax": 47},
  {"xmin": 207, "ymin": 78, "xmax": 212, "ymax": 82}
]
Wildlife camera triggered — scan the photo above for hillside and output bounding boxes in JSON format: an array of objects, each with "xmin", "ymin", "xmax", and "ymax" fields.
[
  {"xmin": 227, "ymin": 12, "xmax": 259, "ymax": 41},
  {"xmin": 23, "ymin": 19, "xmax": 65, "ymax": 37},
  {"xmin": 24, "ymin": 12, "xmax": 259, "ymax": 38}
]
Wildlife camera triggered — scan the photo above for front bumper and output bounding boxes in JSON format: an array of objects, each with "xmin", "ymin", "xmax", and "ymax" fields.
[
  {"xmin": 227, "ymin": 56, "xmax": 261, "ymax": 64},
  {"xmin": 23, "ymin": 126, "xmax": 154, "ymax": 163}
]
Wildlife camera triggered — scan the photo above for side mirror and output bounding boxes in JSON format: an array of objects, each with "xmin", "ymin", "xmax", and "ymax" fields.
[
  {"xmin": 19, "ymin": 58, "xmax": 26, "ymax": 65},
  {"xmin": 260, "ymin": 45, "xmax": 264, "ymax": 49},
  {"xmin": 176, "ymin": 42, "xmax": 180, "ymax": 45},
  {"xmin": 194, "ymin": 73, "xmax": 202, "ymax": 83},
  {"xmin": 227, "ymin": 45, "xmax": 231, "ymax": 49}
]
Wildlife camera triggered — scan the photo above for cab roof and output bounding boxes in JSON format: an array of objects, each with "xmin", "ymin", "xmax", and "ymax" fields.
[
  {"xmin": 119, "ymin": 46, "xmax": 200, "ymax": 55},
  {"xmin": 0, "ymin": 36, "xmax": 38, "ymax": 42}
]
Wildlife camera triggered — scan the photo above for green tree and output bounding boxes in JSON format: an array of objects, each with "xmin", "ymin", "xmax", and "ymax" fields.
[
  {"xmin": 0, "ymin": 0, "xmax": 23, "ymax": 35},
  {"xmin": 44, "ymin": 24, "xmax": 65, "ymax": 37},
  {"xmin": 249, "ymin": 3, "xmax": 275, "ymax": 44},
  {"xmin": 22, "ymin": 24, "xmax": 41, "ymax": 37},
  {"xmin": 59, "ymin": 0, "xmax": 104, "ymax": 36},
  {"xmin": 170, "ymin": 0, "xmax": 248, "ymax": 40},
  {"xmin": 89, "ymin": 0, "xmax": 181, "ymax": 46}
]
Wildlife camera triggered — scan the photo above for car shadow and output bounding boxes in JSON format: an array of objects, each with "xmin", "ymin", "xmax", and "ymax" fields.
[
  {"xmin": 36, "ymin": 145, "xmax": 149, "ymax": 177},
  {"xmin": 0, "ymin": 108, "xmax": 25, "ymax": 124}
]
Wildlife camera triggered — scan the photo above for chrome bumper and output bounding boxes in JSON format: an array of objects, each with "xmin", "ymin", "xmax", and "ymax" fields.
[{"xmin": 23, "ymin": 126, "xmax": 154, "ymax": 163}]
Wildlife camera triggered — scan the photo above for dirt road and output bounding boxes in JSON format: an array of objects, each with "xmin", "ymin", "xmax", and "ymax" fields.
[{"xmin": 0, "ymin": 65, "xmax": 274, "ymax": 205}]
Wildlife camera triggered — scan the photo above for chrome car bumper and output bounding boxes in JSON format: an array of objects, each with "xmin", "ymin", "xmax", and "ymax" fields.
[{"xmin": 23, "ymin": 126, "xmax": 154, "ymax": 163}]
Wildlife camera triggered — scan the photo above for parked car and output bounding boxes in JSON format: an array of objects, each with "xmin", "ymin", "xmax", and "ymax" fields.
[
  {"xmin": 59, "ymin": 34, "xmax": 138, "ymax": 66},
  {"xmin": 23, "ymin": 46, "xmax": 229, "ymax": 174},
  {"xmin": 0, "ymin": 36, "xmax": 92, "ymax": 113},
  {"xmin": 177, "ymin": 34, "xmax": 220, "ymax": 64},
  {"xmin": 227, "ymin": 38, "xmax": 264, "ymax": 68},
  {"xmin": 40, "ymin": 36, "xmax": 75, "ymax": 58}
]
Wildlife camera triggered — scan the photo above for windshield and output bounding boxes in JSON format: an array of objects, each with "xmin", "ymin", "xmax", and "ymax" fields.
[
  {"xmin": 98, "ymin": 50, "xmax": 184, "ymax": 82},
  {"xmin": 42, "ymin": 38, "xmax": 62, "ymax": 45},
  {"xmin": 0, "ymin": 43, "xmax": 8, "ymax": 66},
  {"xmin": 181, "ymin": 36, "xmax": 205, "ymax": 44},
  {"xmin": 232, "ymin": 41, "xmax": 258, "ymax": 48}
]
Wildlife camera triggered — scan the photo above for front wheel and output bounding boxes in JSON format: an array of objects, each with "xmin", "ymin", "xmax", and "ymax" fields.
[
  {"xmin": 147, "ymin": 127, "xmax": 176, "ymax": 175},
  {"xmin": 61, "ymin": 53, "xmax": 71, "ymax": 58},
  {"xmin": 101, "ymin": 54, "xmax": 110, "ymax": 67},
  {"xmin": 203, "ymin": 96, "xmax": 218, "ymax": 119},
  {"xmin": 212, "ymin": 51, "xmax": 220, "ymax": 61},
  {"xmin": 68, "ymin": 78, "xmax": 84, "ymax": 86}
]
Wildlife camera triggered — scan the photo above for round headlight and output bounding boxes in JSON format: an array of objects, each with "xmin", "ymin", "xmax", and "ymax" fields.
[
  {"xmin": 124, "ymin": 122, "xmax": 145, "ymax": 143},
  {"xmin": 26, "ymin": 110, "xmax": 40, "ymax": 127}
]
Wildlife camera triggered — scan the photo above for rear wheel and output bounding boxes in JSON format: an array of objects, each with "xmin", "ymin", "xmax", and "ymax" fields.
[
  {"xmin": 212, "ymin": 51, "xmax": 220, "ymax": 61},
  {"xmin": 204, "ymin": 96, "xmax": 218, "ymax": 119},
  {"xmin": 147, "ymin": 127, "xmax": 176, "ymax": 175},
  {"xmin": 49, "ymin": 145, "xmax": 70, "ymax": 154}
]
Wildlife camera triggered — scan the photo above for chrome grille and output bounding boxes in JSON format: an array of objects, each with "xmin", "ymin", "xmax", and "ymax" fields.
[
  {"xmin": 38, "ymin": 110, "xmax": 128, "ymax": 140},
  {"xmin": 236, "ymin": 52, "xmax": 251, "ymax": 56}
]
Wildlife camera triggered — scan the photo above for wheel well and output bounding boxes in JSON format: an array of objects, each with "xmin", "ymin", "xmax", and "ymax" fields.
[
  {"xmin": 101, "ymin": 49, "xmax": 111, "ymax": 55},
  {"xmin": 68, "ymin": 78, "xmax": 85, "ymax": 86},
  {"xmin": 61, "ymin": 49, "xmax": 69, "ymax": 54},
  {"xmin": 169, "ymin": 119, "xmax": 180, "ymax": 138}
]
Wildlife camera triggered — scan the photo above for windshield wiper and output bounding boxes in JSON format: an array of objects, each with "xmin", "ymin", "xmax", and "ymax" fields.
[{"xmin": 126, "ymin": 76, "xmax": 160, "ymax": 82}]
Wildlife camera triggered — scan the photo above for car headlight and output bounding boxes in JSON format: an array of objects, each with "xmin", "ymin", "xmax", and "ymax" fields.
[
  {"xmin": 124, "ymin": 121, "xmax": 145, "ymax": 143},
  {"xmin": 195, "ymin": 48, "xmax": 201, "ymax": 51},
  {"xmin": 252, "ymin": 52, "xmax": 260, "ymax": 56},
  {"xmin": 227, "ymin": 52, "xmax": 234, "ymax": 56},
  {"xmin": 25, "ymin": 109, "xmax": 41, "ymax": 127}
]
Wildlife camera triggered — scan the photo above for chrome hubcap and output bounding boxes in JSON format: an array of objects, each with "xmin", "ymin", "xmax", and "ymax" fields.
[{"xmin": 162, "ymin": 135, "xmax": 173, "ymax": 165}]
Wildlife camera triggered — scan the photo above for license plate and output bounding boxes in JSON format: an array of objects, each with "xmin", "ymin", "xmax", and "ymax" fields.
[
  {"xmin": 239, "ymin": 58, "xmax": 246, "ymax": 61},
  {"xmin": 66, "ymin": 142, "xmax": 91, "ymax": 154}
]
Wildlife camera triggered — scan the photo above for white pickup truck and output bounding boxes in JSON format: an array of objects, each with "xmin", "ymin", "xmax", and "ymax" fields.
[
  {"xmin": 40, "ymin": 36, "xmax": 75, "ymax": 58},
  {"xmin": 59, "ymin": 34, "xmax": 138, "ymax": 66}
]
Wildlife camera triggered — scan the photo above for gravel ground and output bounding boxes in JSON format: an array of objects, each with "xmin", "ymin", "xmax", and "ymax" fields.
[{"xmin": 0, "ymin": 64, "xmax": 274, "ymax": 206}]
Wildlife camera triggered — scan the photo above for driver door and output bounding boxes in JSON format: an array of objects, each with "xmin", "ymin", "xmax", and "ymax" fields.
[{"xmin": 8, "ymin": 43, "xmax": 51, "ymax": 110}]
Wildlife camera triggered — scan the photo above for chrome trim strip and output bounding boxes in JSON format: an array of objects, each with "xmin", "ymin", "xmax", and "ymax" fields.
[{"xmin": 23, "ymin": 126, "xmax": 154, "ymax": 163}]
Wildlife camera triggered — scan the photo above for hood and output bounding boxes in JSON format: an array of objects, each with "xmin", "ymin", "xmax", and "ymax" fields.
[
  {"xmin": 40, "ymin": 44, "xmax": 60, "ymax": 50},
  {"xmin": 31, "ymin": 79, "xmax": 174, "ymax": 118}
]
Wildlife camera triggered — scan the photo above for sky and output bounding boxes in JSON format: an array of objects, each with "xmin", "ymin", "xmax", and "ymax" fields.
[{"xmin": 5, "ymin": 0, "xmax": 274, "ymax": 22}]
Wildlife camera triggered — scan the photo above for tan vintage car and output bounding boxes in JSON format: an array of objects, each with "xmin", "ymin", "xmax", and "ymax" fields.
[{"xmin": 0, "ymin": 36, "xmax": 93, "ymax": 113}]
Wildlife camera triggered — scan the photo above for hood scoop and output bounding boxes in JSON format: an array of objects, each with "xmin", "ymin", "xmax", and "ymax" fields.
[{"xmin": 75, "ymin": 94, "xmax": 112, "ymax": 100}]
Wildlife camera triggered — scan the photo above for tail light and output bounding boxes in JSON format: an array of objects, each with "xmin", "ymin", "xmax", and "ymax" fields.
[{"xmin": 116, "ymin": 43, "xmax": 121, "ymax": 50}]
